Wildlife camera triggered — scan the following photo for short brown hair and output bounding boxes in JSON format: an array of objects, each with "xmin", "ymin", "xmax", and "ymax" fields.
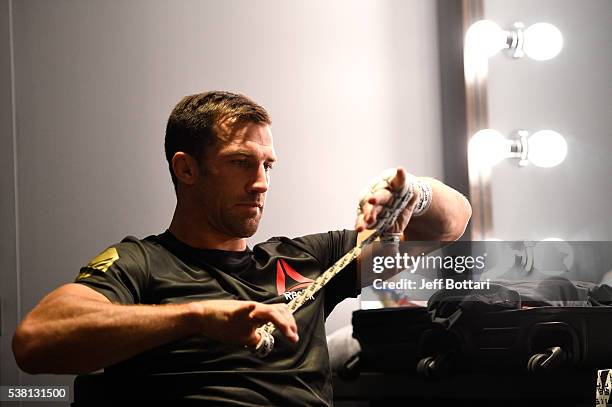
[{"xmin": 164, "ymin": 91, "xmax": 272, "ymax": 188}]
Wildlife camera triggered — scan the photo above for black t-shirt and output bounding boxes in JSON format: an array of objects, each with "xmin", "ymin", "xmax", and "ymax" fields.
[{"xmin": 74, "ymin": 229, "xmax": 358, "ymax": 406}]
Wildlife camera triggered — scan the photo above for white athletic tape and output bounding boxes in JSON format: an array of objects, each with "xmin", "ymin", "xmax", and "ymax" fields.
[
  {"xmin": 407, "ymin": 174, "xmax": 433, "ymax": 217},
  {"xmin": 380, "ymin": 232, "xmax": 402, "ymax": 244},
  {"xmin": 596, "ymin": 369, "xmax": 611, "ymax": 406},
  {"xmin": 253, "ymin": 168, "xmax": 414, "ymax": 357},
  {"xmin": 253, "ymin": 328, "xmax": 275, "ymax": 358}
]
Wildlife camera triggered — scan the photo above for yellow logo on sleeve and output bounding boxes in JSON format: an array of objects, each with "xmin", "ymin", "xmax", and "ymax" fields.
[{"xmin": 77, "ymin": 247, "xmax": 119, "ymax": 280}]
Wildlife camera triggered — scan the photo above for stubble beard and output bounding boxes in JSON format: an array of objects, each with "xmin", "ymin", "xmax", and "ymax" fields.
[{"xmin": 221, "ymin": 208, "xmax": 262, "ymax": 238}]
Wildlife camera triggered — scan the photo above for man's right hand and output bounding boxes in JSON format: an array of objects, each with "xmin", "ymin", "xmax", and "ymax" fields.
[{"xmin": 191, "ymin": 300, "xmax": 299, "ymax": 347}]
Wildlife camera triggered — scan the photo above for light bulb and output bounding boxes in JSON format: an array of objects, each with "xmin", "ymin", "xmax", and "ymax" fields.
[
  {"xmin": 468, "ymin": 129, "xmax": 512, "ymax": 167},
  {"xmin": 465, "ymin": 20, "xmax": 508, "ymax": 58},
  {"xmin": 523, "ymin": 23, "xmax": 563, "ymax": 61},
  {"xmin": 527, "ymin": 130, "xmax": 567, "ymax": 168}
]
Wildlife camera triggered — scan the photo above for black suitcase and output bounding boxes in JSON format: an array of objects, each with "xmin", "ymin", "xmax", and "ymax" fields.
[
  {"xmin": 347, "ymin": 305, "xmax": 612, "ymax": 406},
  {"xmin": 352, "ymin": 290, "xmax": 612, "ymax": 376}
]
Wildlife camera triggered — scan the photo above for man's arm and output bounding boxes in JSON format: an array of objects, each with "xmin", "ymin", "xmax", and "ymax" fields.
[{"xmin": 12, "ymin": 283, "xmax": 298, "ymax": 375}]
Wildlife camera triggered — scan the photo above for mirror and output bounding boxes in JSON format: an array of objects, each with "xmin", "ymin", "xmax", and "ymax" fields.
[{"xmin": 465, "ymin": 0, "xmax": 612, "ymax": 241}]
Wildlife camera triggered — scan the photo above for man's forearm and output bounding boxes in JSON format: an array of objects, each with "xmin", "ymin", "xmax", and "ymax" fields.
[
  {"xmin": 404, "ymin": 177, "xmax": 472, "ymax": 241},
  {"xmin": 13, "ymin": 288, "xmax": 200, "ymax": 374}
]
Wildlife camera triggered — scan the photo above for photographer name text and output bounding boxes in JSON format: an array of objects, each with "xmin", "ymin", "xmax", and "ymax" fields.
[{"xmin": 372, "ymin": 278, "xmax": 491, "ymax": 291}]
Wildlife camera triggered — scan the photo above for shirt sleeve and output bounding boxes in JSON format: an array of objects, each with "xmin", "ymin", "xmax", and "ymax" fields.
[
  {"xmin": 292, "ymin": 229, "xmax": 359, "ymax": 317},
  {"xmin": 73, "ymin": 236, "xmax": 149, "ymax": 304}
]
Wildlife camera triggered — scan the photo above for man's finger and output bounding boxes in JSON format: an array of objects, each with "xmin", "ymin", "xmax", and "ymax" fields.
[
  {"xmin": 368, "ymin": 189, "xmax": 393, "ymax": 206},
  {"xmin": 368, "ymin": 202, "xmax": 387, "ymax": 228},
  {"xmin": 389, "ymin": 167, "xmax": 406, "ymax": 191},
  {"xmin": 355, "ymin": 213, "xmax": 367, "ymax": 232}
]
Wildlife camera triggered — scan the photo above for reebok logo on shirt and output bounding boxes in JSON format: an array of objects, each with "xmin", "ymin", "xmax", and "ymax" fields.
[{"xmin": 276, "ymin": 259, "xmax": 314, "ymax": 296}]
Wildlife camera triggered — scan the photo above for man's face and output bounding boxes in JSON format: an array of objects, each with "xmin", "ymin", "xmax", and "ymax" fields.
[{"xmin": 195, "ymin": 122, "xmax": 276, "ymax": 239}]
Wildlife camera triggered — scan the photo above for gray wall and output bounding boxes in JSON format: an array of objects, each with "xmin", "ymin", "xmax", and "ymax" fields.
[
  {"xmin": 1, "ymin": 0, "xmax": 19, "ymax": 391},
  {"xmin": 483, "ymin": 0, "xmax": 612, "ymax": 240},
  {"xmin": 1, "ymin": 0, "xmax": 443, "ymax": 394}
]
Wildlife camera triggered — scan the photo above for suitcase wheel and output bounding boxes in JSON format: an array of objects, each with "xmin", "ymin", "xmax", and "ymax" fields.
[
  {"xmin": 527, "ymin": 346, "xmax": 566, "ymax": 371},
  {"xmin": 417, "ymin": 354, "xmax": 450, "ymax": 377}
]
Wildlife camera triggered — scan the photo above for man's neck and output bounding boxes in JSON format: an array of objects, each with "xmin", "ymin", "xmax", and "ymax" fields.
[{"xmin": 168, "ymin": 206, "xmax": 247, "ymax": 252}]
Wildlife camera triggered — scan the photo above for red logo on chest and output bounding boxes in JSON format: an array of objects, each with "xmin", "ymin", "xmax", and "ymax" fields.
[{"xmin": 276, "ymin": 259, "xmax": 314, "ymax": 295}]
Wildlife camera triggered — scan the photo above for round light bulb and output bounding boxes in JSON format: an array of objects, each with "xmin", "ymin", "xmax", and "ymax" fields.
[
  {"xmin": 465, "ymin": 20, "xmax": 508, "ymax": 58},
  {"xmin": 523, "ymin": 23, "xmax": 563, "ymax": 61},
  {"xmin": 527, "ymin": 130, "xmax": 567, "ymax": 168},
  {"xmin": 469, "ymin": 129, "xmax": 511, "ymax": 167}
]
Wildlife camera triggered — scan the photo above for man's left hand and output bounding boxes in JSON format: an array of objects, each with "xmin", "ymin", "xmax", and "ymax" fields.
[{"xmin": 354, "ymin": 166, "xmax": 418, "ymax": 235}]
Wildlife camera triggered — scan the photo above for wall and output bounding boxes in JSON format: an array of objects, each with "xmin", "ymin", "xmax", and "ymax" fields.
[
  {"xmin": 483, "ymin": 0, "xmax": 612, "ymax": 240},
  {"xmin": 1, "ymin": 0, "xmax": 443, "ymax": 393},
  {"xmin": 1, "ymin": 0, "xmax": 19, "ymax": 392}
]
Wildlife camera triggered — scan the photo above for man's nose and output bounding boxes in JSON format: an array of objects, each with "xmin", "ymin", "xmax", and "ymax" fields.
[{"xmin": 248, "ymin": 164, "xmax": 269, "ymax": 194}]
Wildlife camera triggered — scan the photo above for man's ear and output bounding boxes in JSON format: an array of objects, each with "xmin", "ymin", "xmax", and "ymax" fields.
[{"xmin": 171, "ymin": 152, "xmax": 200, "ymax": 186}]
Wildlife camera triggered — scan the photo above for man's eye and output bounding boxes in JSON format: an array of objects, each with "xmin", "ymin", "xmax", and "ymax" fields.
[
  {"xmin": 231, "ymin": 159, "xmax": 249, "ymax": 167},
  {"xmin": 264, "ymin": 163, "xmax": 274, "ymax": 171}
]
